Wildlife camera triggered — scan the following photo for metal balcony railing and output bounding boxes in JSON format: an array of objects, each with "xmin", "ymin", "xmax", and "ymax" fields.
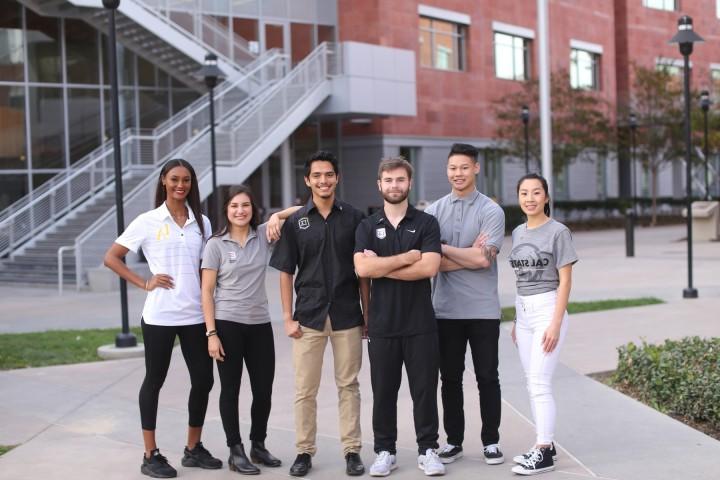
[{"xmin": 0, "ymin": 50, "xmax": 288, "ymax": 259}]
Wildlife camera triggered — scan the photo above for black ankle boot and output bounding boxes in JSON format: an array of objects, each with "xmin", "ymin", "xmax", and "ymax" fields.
[
  {"xmin": 228, "ymin": 444, "xmax": 260, "ymax": 475},
  {"xmin": 250, "ymin": 441, "xmax": 282, "ymax": 467}
]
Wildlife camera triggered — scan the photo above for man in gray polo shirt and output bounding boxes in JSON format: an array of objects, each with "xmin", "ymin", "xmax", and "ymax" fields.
[{"xmin": 424, "ymin": 143, "xmax": 506, "ymax": 466}]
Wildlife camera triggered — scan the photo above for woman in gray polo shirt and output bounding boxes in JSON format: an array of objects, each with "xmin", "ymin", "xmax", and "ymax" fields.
[
  {"xmin": 201, "ymin": 185, "xmax": 297, "ymax": 475},
  {"xmin": 506, "ymin": 174, "xmax": 578, "ymax": 476}
]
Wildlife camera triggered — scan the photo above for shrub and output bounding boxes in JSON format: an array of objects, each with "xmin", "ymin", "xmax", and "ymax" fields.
[{"xmin": 613, "ymin": 337, "xmax": 720, "ymax": 429}]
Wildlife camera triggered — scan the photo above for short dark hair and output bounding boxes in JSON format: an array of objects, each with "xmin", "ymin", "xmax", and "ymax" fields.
[
  {"xmin": 516, "ymin": 173, "xmax": 551, "ymax": 217},
  {"xmin": 377, "ymin": 156, "xmax": 413, "ymax": 180},
  {"xmin": 213, "ymin": 185, "xmax": 261, "ymax": 237},
  {"xmin": 304, "ymin": 150, "xmax": 339, "ymax": 178},
  {"xmin": 448, "ymin": 143, "xmax": 479, "ymax": 162}
]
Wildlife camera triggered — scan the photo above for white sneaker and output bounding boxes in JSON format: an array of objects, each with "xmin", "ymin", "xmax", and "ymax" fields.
[
  {"xmin": 417, "ymin": 449, "xmax": 445, "ymax": 476},
  {"xmin": 369, "ymin": 451, "xmax": 397, "ymax": 477}
]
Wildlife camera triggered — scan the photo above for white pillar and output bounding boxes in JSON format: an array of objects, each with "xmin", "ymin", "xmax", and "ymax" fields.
[
  {"xmin": 280, "ymin": 139, "xmax": 294, "ymax": 207},
  {"xmin": 537, "ymin": 0, "xmax": 554, "ymax": 210}
]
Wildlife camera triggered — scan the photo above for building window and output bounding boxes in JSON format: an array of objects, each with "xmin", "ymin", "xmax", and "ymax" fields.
[
  {"xmin": 656, "ymin": 58, "xmax": 684, "ymax": 90},
  {"xmin": 419, "ymin": 16, "xmax": 466, "ymax": 71},
  {"xmin": 494, "ymin": 32, "xmax": 530, "ymax": 81},
  {"xmin": 570, "ymin": 49, "xmax": 600, "ymax": 90},
  {"xmin": 643, "ymin": 0, "xmax": 676, "ymax": 11}
]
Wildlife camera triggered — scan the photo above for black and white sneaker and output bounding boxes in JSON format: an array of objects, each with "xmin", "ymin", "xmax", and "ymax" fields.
[
  {"xmin": 511, "ymin": 447, "xmax": 555, "ymax": 475},
  {"xmin": 512, "ymin": 443, "xmax": 557, "ymax": 464},
  {"xmin": 483, "ymin": 444, "xmax": 504, "ymax": 465},
  {"xmin": 437, "ymin": 444, "xmax": 463, "ymax": 464},
  {"xmin": 141, "ymin": 449, "xmax": 177, "ymax": 478},
  {"xmin": 181, "ymin": 441, "xmax": 223, "ymax": 469}
]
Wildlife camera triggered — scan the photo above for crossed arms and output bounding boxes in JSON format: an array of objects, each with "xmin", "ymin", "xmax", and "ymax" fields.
[
  {"xmin": 354, "ymin": 249, "xmax": 441, "ymax": 281},
  {"xmin": 439, "ymin": 232, "xmax": 498, "ymax": 272}
]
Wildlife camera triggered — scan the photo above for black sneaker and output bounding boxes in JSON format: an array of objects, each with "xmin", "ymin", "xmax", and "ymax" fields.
[
  {"xmin": 141, "ymin": 449, "xmax": 177, "ymax": 478},
  {"xmin": 181, "ymin": 441, "xmax": 223, "ymax": 469},
  {"xmin": 510, "ymin": 447, "xmax": 555, "ymax": 475},
  {"xmin": 437, "ymin": 444, "xmax": 463, "ymax": 464},
  {"xmin": 483, "ymin": 444, "xmax": 504, "ymax": 465},
  {"xmin": 512, "ymin": 443, "xmax": 557, "ymax": 464}
]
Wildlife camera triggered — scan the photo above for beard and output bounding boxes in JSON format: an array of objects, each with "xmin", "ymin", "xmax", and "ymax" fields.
[{"xmin": 382, "ymin": 189, "xmax": 409, "ymax": 204}]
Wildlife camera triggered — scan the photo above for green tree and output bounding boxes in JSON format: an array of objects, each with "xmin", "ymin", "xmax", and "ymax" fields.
[
  {"xmin": 626, "ymin": 65, "xmax": 684, "ymax": 225},
  {"xmin": 494, "ymin": 70, "xmax": 615, "ymax": 178}
]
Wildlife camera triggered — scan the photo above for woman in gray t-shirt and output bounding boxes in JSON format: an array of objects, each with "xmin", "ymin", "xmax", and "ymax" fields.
[
  {"xmin": 200, "ymin": 185, "xmax": 298, "ymax": 474},
  {"xmin": 507, "ymin": 174, "xmax": 578, "ymax": 476}
]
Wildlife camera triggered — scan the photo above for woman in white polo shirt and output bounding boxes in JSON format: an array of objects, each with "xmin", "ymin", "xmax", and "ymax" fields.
[
  {"xmin": 104, "ymin": 158, "xmax": 220, "ymax": 479},
  {"xmin": 201, "ymin": 185, "xmax": 299, "ymax": 475}
]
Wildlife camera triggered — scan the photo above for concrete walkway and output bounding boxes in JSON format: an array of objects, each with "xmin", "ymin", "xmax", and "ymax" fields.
[{"xmin": 0, "ymin": 225, "xmax": 719, "ymax": 479}]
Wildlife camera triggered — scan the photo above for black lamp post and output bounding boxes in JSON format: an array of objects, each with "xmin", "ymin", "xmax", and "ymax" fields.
[
  {"xmin": 700, "ymin": 90, "xmax": 711, "ymax": 200},
  {"xmin": 198, "ymin": 53, "xmax": 224, "ymax": 226},
  {"xmin": 521, "ymin": 105, "xmax": 530, "ymax": 173},
  {"xmin": 670, "ymin": 15, "xmax": 703, "ymax": 299},
  {"xmin": 103, "ymin": 0, "xmax": 136, "ymax": 347},
  {"xmin": 626, "ymin": 112, "xmax": 637, "ymax": 257}
]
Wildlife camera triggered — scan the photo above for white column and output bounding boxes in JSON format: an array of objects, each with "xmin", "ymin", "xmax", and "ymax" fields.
[
  {"xmin": 280, "ymin": 139, "xmax": 294, "ymax": 207},
  {"xmin": 537, "ymin": 0, "xmax": 554, "ymax": 210}
]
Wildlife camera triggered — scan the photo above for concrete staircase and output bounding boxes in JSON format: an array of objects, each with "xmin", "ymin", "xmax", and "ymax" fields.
[{"xmin": 0, "ymin": 173, "xmax": 147, "ymax": 285}]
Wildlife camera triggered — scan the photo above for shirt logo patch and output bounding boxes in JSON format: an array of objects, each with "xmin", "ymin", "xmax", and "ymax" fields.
[
  {"xmin": 156, "ymin": 223, "xmax": 170, "ymax": 241},
  {"xmin": 376, "ymin": 227, "xmax": 386, "ymax": 239},
  {"xmin": 228, "ymin": 251, "xmax": 237, "ymax": 263},
  {"xmin": 298, "ymin": 217, "xmax": 310, "ymax": 230},
  {"xmin": 406, "ymin": 229, "xmax": 416, "ymax": 234}
]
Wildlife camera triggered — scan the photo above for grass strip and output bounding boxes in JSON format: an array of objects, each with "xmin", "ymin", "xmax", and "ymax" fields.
[
  {"xmin": 0, "ymin": 327, "xmax": 143, "ymax": 370},
  {"xmin": 501, "ymin": 296, "xmax": 663, "ymax": 321},
  {"xmin": 0, "ymin": 445, "xmax": 16, "ymax": 456}
]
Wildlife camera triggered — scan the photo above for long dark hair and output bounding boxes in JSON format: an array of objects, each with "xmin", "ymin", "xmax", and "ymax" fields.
[
  {"xmin": 155, "ymin": 159, "xmax": 205, "ymax": 238},
  {"xmin": 213, "ymin": 185, "xmax": 260, "ymax": 237},
  {"xmin": 516, "ymin": 173, "xmax": 551, "ymax": 217}
]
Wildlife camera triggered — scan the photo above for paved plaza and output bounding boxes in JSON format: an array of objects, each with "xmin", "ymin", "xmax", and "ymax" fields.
[{"xmin": 0, "ymin": 225, "xmax": 719, "ymax": 479}]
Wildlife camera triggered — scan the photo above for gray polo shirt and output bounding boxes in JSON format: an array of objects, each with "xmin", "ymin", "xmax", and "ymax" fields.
[
  {"xmin": 425, "ymin": 190, "xmax": 505, "ymax": 320},
  {"xmin": 201, "ymin": 224, "xmax": 273, "ymax": 324}
]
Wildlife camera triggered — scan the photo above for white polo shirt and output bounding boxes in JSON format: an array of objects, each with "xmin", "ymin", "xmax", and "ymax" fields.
[{"xmin": 115, "ymin": 202, "xmax": 212, "ymax": 326}]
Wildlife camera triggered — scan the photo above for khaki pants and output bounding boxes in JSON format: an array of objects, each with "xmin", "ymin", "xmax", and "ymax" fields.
[{"xmin": 292, "ymin": 317, "xmax": 362, "ymax": 455}]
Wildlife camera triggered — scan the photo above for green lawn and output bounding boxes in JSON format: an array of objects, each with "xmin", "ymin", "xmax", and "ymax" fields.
[
  {"xmin": 501, "ymin": 297, "xmax": 664, "ymax": 322},
  {"xmin": 0, "ymin": 327, "xmax": 143, "ymax": 370},
  {"xmin": 0, "ymin": 445, "xmax": 16, "ymax": 456}
]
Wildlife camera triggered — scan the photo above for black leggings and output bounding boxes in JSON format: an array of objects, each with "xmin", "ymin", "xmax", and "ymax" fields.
[
  {"xmin": 215, "ymin": 320, "xmax": 275, "ymax": 447},
  {"xmin": 139, "ymin": 319, "xmax": 214, "ymax": 431}
]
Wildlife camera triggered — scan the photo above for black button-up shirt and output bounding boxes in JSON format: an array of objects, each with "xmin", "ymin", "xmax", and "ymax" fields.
[
  {"xmin": 270, "ymin": 198, "xmax": 365, "ymax": 331},
  {"xmin": 354, "ymin": 206, "xmax": 441, "ymax": 338}
]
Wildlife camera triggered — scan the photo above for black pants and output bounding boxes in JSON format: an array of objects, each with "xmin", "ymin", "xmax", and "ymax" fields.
[
  {"xmin": 369, "ymin": 332, "xmax": 440, "ymax": 455},
  {"xmin": 438, "ymin": 319, "xmax": 501, "ymax": 446},
  {"xmin": 139, "ymin": 319, "xmax": 214, "ymax": 431},
  {"xmin": 215, "ymin": 320, "xmax": 275, "ymax": 447}
]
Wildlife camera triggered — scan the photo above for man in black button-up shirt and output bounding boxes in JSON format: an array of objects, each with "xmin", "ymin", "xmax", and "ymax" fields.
[
  {"xmin": 270, "ymin": 151, "xmax": 368, "ymax": 477},
  {"xmin": 354, "ymin": 157, "xmax": 444, "ymax": 476}
]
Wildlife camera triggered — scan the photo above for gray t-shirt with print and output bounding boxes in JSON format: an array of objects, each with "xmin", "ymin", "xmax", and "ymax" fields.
[
  {"xmin": 509, "ymin": 219, "xmax": 578, "ymax": 296},
  {"xmin": 201, "ymin": 224, "xmax": 273, "ymax": 324}
]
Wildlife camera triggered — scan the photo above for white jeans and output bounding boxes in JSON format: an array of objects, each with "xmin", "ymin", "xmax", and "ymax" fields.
[{"xmin": 515, "ymin": 290, "xmax": 569, "ymax": 445}]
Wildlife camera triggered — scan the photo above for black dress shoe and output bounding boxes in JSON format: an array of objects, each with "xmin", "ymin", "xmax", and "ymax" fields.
[
  {"xmin": 289, "ymin": 453, "xmax": 312, "ymax": 477},
  {"xmin": 250, "ymin": 441, "xmax": 282, "ymax": 467},
  {"xmin": 345, "ymin": 452, "xmax": 365, "ymax": 476},
  {"xmin": 228, "ymin": 444, "xmax": 260, "ymax": 475}
]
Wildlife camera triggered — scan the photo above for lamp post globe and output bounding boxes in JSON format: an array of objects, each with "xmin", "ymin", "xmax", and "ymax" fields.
[{"xmin": 669, "ymin": 15, "xmax": 703, "ymax": 299}]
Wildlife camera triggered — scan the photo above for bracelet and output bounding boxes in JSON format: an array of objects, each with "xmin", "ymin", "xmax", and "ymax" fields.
[
  {"xmin": 144, "ymin": 279, "xmax": 149, "ymax": 291},
  {"xmin": 206, "ymin": 329, "xmax": 217, "ymax": 338}
]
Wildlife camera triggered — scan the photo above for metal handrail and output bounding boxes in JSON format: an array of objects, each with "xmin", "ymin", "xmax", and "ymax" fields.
[
  {"xmin": 57, "ymin": 245, "xmax": 75, "ymax": 295},
  {"xmin": 136, "ymin": 0, "xmax": 255, "ymax": 68},
  {"xmin": 0, "ymin": 51, "xmax": 288, "ymax": 258},
  {"xmin": 72, "ymin": 43, "xmax": 336, "ymax": 288}
]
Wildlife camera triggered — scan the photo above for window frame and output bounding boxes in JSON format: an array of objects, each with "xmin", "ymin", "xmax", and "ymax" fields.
[
  {"xmin": 570, "ymin": 48, "xmax": 601, "ymax": 91},
  {"xmin": 493, "ymin": 31, "xmax": 532, "ymax": 81},
  {"xmin": 418, "ymin": 15, "xmax": 467, "ymax": 72},
  {"xmin": 642, "ymin": 0, "xmax": 677, "ymax": 12}
]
